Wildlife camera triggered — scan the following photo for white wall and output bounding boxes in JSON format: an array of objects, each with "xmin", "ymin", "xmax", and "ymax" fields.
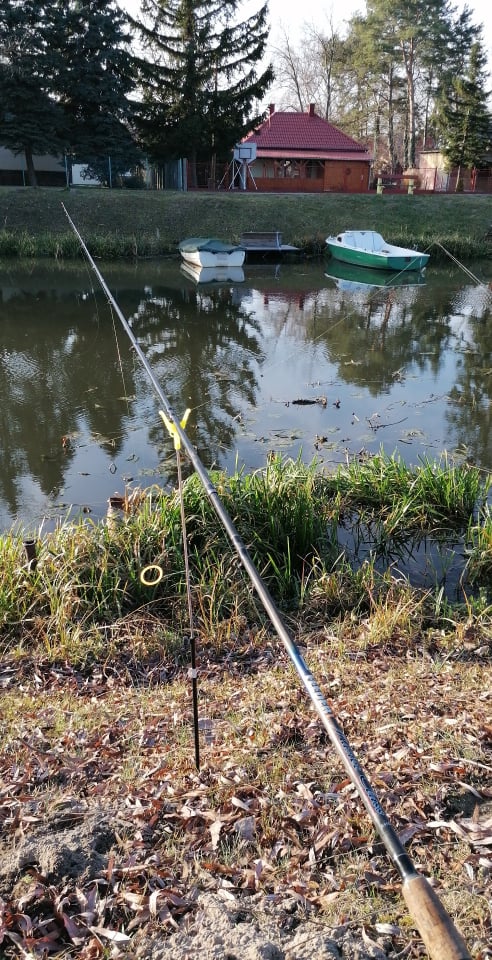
[{"xmin": 70, "ymin": 164, "xmax": 101, "ymax": 186}]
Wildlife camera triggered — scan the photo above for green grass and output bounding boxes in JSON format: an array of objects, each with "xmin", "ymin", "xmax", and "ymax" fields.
[
  {"xmin": 0, "ymin": 187, "xmax": 491, "ymax": 258},
  {"xmin": 317, "ymin": 451, "xmax": 487, "ymax": 531},
  {"xmin": 2, "ymin": 453, "xmax": 492, "ymax": 661},
  {"xmin": 1, "ymin": 452, "xmax": 491, "ymax": 959}
]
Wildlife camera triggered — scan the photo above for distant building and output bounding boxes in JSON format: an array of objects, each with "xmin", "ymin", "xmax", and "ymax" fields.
[
  {"xmin": 0, "ymin": 147, "xmax": 65, "ymax": 186},
  {"xmin": 417, "ymin": 146, "xmax": 492, "ymax": 192},
  {"xmin": 239, "ymin": 103, "xmax": 372, "ymax": 193}
]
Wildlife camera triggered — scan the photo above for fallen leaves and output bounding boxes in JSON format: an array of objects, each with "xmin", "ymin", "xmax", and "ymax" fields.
[{"xmin": 0, "ymin": 635, "xmax": 490, "ymax": 957}]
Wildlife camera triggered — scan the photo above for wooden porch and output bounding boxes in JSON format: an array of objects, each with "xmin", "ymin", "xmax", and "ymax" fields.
[{"xmin": 227, "ymin": 158, "xmax": 371, "ymax": 193}]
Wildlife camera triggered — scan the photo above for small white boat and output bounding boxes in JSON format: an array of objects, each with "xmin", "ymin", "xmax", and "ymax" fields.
[
  {"xmin": 326, "ymin": 230, "xmax": 429, "ymax": 272},
  {"xmin": 179, "ymin": 237, "xmax": 245, "ymax": 268},
  {"xmin": 180, "ymin": 262, "xmax": 245, "ymax": 284}
]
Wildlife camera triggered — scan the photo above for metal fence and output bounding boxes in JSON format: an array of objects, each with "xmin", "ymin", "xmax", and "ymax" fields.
[{"xmin": 2, "ymin": 152, "xmax": 491, "ymax": 193}]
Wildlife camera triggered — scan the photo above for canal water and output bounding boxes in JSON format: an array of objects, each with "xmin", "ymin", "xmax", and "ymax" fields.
[{"xmin": 1, "ymin": 255, "xmax": 491, "ymax": 534}]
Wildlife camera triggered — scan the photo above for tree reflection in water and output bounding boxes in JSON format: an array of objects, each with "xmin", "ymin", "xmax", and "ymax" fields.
[{"xmin": 0, "ymin": 258, "xmax": 491, "ymax": 530}]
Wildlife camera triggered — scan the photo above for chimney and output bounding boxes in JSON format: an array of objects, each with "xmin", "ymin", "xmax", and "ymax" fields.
[
  {"xmin": 308, "ymin": 103, "xmax": 315, "ymax": 117},
  {"xmin": 269, "ymin": 103, "xmax": 275, "ymax": 116}
]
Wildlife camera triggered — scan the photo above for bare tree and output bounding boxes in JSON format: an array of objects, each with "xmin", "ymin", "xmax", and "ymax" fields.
[
  {"xmin": 303, "ymin": 21, "xmax": 345, "ymax": 120},
  {"xmin": 271, "ymin": 17, "xmax": 346, "ymax": 117},
  {"xmin": 270, "ymin": 26, "xmax": 308, "ymax": 111}
]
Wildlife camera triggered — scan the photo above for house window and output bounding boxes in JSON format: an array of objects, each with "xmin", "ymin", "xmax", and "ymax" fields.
[
  {"xmin": 305, "ymin": 160, "xmax": 324, "ymax": 180},
  {"xmin": 274, "ymin": 159, "xmax": 301, "ymax": 178}
]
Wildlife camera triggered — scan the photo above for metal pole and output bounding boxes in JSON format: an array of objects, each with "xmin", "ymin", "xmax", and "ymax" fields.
[
  {"xmin": 61, "ymin": 203, "xmax": 471, "ymax": 960},
  {"xmin": 24, "ymin": 539, "xmax": 38, "ymax": 571},
  {"xmin": 176, "ymin": 448, "xmax": 200, "ymax": 770}
]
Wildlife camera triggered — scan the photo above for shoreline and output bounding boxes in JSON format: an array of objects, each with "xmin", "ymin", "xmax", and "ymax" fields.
[{"xmin": 1, "ymin": 186, "xmax": 491, "ymax": 259}]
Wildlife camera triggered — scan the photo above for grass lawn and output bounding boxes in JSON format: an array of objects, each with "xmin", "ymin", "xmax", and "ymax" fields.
[{"xmin": 0, "ymin": 186, "xmax": 491, "ymax": 258}]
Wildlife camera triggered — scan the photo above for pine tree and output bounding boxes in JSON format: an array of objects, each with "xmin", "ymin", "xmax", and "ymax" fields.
[
  {"xmin": 56, "ymin": 1, "xmax": 141, "ymax": 181},
  {"xmin": 134, "ymin": 0, "xmax": 273, "ymax": 187},
  {"xmin": 435, "ymin": 40, "xmax": 491, "ymax": 189},
  {"xmin": 357, "ymin": 0, "xmax": 457, "ymax": 170},
  {"xmin": 0, "ymin": 2, "xmax": 67, "ymax": 185},
  {"xmin": 0, "ymin": 1, "xmax": 139, "ymax": 186}
]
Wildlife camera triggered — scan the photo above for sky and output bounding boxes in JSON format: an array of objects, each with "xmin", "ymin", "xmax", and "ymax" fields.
[
  {"xmin": 262, "ymin": 0, "xmax": 491, "ymax": 60},
  {"xmin": 123, "ymin": 1, "xmax": 492, "ymax": 75}
]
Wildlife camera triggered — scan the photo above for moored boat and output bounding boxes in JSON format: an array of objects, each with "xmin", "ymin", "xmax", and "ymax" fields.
[
  {"xmin": 179, "ymin": 237, "xmax": 245, "ymax": 268},
  {"xmin": 326, "ymin": 230, "xmax": 430, "ymax": 272}
]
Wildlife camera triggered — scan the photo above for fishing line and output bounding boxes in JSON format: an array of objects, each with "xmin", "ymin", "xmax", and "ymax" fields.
[
  {"xmin": 61, "ymin": 204, "xmax": 471, "ymax": 960},
  {"xmin": 80, "ymin": 249, "xmax": 134, "ymax": 419},
  {"xmin": 253, "ymin": 275, "xmax": 410, "ymax": 380},
  {"xmin": 110, "ymin": 306, "xmax": 132, "ymax": 419},
  {"xmin": 433, "ymin": 241, "xmax": 491, "ymax": 287}
]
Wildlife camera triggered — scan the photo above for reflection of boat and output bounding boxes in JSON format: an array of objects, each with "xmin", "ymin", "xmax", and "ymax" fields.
[
  {"xmin": 325, "ymin": 259, "xmax": 426, "ymax": 291},
  {"xmin": 180, "ymin": 262, "xmax": 245, "ymax": 284},
  {"xmin": 325, "ymin": 230, "xmax": 430, "ymax": 272},
  {"xmin": 179, "ymin": 237, "xmax": 245, "ymax": 268}
]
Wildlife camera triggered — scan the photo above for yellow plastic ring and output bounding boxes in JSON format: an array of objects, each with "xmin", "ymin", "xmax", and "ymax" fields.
[{"xmin": 140, "ymin": 564, "xmax": 163, "ymax": 587}]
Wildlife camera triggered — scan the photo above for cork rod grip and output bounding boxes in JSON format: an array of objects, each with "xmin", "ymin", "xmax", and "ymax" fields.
[{"xmin": 402, "ymin": 875, "xmax": 472, "ymax": 960}]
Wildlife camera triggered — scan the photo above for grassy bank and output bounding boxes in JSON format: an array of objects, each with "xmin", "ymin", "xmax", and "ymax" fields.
[
  {"xmin": 2, "ymin": 453, "xmax": 492, "ymax": 655},
  {"xmin": 1, "ymin": 455, "xmax": 491, "ymax": 958},
  {"xmin": 2, "ymin": 453, "xmax": 492, "ymax": 661},
  {"xmin": 0, "ymin": 186, "xmax": 491, "ymax": 259}
]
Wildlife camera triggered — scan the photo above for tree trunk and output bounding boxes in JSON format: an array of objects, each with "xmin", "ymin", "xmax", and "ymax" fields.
[
  {"xmin": 387, "ymin": 68, "xmax": 397, "ymax": 172},
  {"xmin": 24, "ymin": 145, "xmax": 38, "ymax": 187},
  {"xmin": 401, "ymin": 37, "xmax": 416, "ymax": 169},
  {"xmin": 24, "ymin": 147, "xmax": 38, "ymax": 187}
]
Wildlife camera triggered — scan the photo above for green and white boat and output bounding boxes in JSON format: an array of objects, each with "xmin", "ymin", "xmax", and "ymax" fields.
[{"xmin": 326, "ymin": 230, "xmax": 430, "ymax": 272}]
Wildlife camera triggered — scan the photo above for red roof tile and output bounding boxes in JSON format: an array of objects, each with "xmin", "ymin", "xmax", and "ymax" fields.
[
  {"xmin": 257, "ymin": 149, "xmax": 369, "ymax": 161},
  {"xmin": 243, "ymin": 106, "xmax": 369, "ymax": 156}
]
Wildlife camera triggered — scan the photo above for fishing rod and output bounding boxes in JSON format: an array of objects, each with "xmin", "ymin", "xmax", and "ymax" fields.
[{"xmin": 62, "ymin": 204, "xmax": 471, "ymax": 960}]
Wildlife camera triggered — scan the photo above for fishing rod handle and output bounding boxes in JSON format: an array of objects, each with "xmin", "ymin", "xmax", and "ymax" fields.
[{"xmin": 402, "ymin": 875, "xmax": 471, "ymax": 960}]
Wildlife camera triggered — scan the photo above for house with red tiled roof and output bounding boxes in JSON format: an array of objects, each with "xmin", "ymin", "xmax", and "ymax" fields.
[{"xmin": 239, "ymin": 103, "xmax": 372, "ymax": 193}]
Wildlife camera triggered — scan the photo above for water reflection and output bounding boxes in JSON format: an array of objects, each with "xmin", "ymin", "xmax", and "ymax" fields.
[
  {"xmin": 318, "ymin": 274, "xmax": 455, "ymax": 395},
  {"xmin": 179, "ymin": 263, "xmax": 245, "ymax": 284},
  {"xmin": 130, "ymin": 275, "xmax": 263, "ymax": 468},
  {"xmin": 324, "ymin": 258, "xmax": 427, "ymax": 291},
  {"xmin": 0, "ymin": 273, "xmax": 143, "ymax": 524},
  {"xmin": 446, "ymin": 282, "xmax": 492, "ymax": 464},
  {"xmin": 0, "ymin": 257, "xmax": 491, "ymax": 531}
]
